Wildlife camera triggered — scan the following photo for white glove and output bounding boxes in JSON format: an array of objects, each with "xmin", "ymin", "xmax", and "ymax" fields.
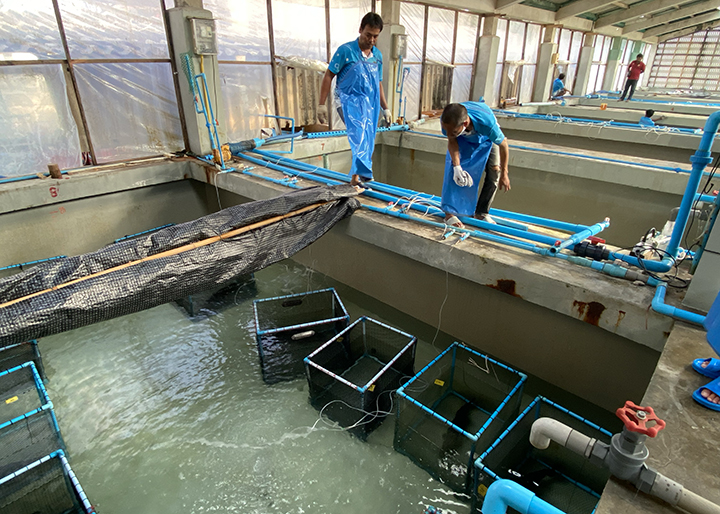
[
  {"xmin": 383, "ymin": 108, "xmax": 392, "ymax": 125},
  {"xmin": 453, "ymin": 165, "xmax": 471, "ymax": 187},
  {"xmin": 318, "ymin": 104, "xmax": 328, "ymax": 125}
]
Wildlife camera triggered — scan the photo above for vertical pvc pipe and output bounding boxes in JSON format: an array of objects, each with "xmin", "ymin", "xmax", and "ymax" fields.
[{"xmin": 651, "ymin": 283, "xmax": 706, "ymax": 326}]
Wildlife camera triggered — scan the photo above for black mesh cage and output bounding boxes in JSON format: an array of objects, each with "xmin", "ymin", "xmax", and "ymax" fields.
[
  {"xmin": 394, "ymin": 343, "xmax": 526, "ymax": 494},
  {"xmin": 0, "ymin": 341, "xmax": 45, "ymax": 379},
  {"xmin": 0, "ymin": 185, "xmax": 360, "ymax": 347},
  {"xmin": 175, "ymin": 273, "xmax": 257, "ymax": 318},
  {"xmin": 0, "ymin": 408, "xmax": 65, "ymax": 478},
  {"xmin": 0, "ymin": 452, "xmax": 94, "ymax": 514},
  {"xmin": 473, "ymin": 396, "xmax": 612, "ymax": 514},
  {"xmin": 305, "ymin": 317, "xmax": 417, "ymax": 439},
  {"xmin": 254, "ymin": 288, "xmax": 350, "ymax": 384},
  {"xmin": 0, "ymin": 363, "xmax": 49, "ymax": 426}
]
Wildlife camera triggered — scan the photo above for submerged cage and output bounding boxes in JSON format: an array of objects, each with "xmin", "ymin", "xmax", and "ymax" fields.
[
  {"xmin": 473, "ymin": 396, "xmax": 612, "ymax": 514},
  {"xmin": 0, "ymin": 340, "xmax": 45, "ymax": 379},
  {"xmin": 0, "ymin": 407, "xmax": 64, "ymax": 478},
  {"xmin": 304, "ymin": 316, "xmax": 417, "ymax": 438},
  {"xmin": 0, "ymin": 362, "xmax": 51, "ymax": 427},
  {"xmin": 175, "ymin": 273, "xmax": 257, "ymax": 318},
  {"xmin": 253, "ymin": 288, "xmax": 350, "ymax": 384},
  {"xmin": 394, "ymin": 342, "xmax": 526, "ymax": 493},
  {"xmin": 0, "ymin": 450, "xmax": 94, "ymax": 514}
]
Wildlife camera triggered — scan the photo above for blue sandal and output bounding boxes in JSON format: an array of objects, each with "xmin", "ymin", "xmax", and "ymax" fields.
[
  {"xmin": 692, "ymin": 376, "xmax": 720, "ymax": 411},
  {"xmin": 691, "ymin": 358, "xmax": 720, "ymax": 379}
]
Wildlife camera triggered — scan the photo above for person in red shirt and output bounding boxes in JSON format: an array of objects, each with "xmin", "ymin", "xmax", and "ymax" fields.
[{"xmin": 619, "ymin": 53, "xmax": 646, "ymax": 101}]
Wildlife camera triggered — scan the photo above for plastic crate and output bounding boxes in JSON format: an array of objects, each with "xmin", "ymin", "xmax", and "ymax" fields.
[
  {"xmin": 0, "ymin": 341, "xmax": 45, "ymax": 379},
  {"xmin": 0, "ymin": 362, "xmax": 51, "ymax": 427},
  {"xmin": 253, "ymin": 288, "xmax": 349, "ymax": 384},
  {"xmin": 473, "ymin": 396, "xmax": 612, "ymax": 514},
  {"xmin": 0, "ymin": 450, "xmax": 94, "ymax": 514},
  {"xmin": 394, "ymin": 342, "xmax": 526, "ymax": 493},
  {"xmin": 304, "ymin": 316, "xmax": 417, "ymax": 438}
]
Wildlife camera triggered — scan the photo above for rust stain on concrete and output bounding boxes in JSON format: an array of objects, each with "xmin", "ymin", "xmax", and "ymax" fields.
[
  {"xmin": 615, "ymin": 310, "xmax": 626, "ymax": 330},
  {"xmin": 488, "ymin": 279, "xmax": 522, "ymax": 298},
  {"xmin": 573, "ymin": 300, "xmax": 606, "ymax": 326}
]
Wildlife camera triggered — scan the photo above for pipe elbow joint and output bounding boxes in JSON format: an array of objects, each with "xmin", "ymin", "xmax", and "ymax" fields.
[{"xmin": 483, "ymin": 480, "xmax": 566, "ymax": 514}]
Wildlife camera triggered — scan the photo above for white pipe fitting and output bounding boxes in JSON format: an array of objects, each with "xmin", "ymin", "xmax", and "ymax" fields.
[{"xmin": 529, "ymin": 417, "xmax": 597, "ymax": 458}]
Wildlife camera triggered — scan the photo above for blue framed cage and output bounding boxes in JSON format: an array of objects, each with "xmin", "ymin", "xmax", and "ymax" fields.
[
  {"xmin": 473, "ymin": 396, "xmax": 613, "ymax": 514},
  {"xmin": 0, "ymin": 450, "xmax": 94, "ymax": 514},
  {"xmin": 304, "ymin": 316, "xmax": 417, "ymax": 438},
  {"xmin": 0, "ymin": 362, "xmax": 52, "ymax": 427},
  {"xmin": 0, "ymin": 340, "xmax": 45, "ymax": 380},
  {"xmin": 253, "ymin": 288, "xmax": 350, "ymax": 384},
  {"xmin": 394, "ymin": 342, "xmax": 526, "ymax": 493}
]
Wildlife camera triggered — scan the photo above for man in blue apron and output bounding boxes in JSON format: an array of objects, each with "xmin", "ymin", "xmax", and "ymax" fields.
[
  {"xmin": 318, "ymin": 12, "xmax": 392, "ymax": 186},
  {"xmin": 440, "ymin": 102, "xmax": 511, "ymax": 228}
]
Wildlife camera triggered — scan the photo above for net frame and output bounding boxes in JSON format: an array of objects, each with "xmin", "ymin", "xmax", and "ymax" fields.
[
  {"xmin": 253, "ymin": 288, "xmax": 350, "ymax": 384},
  {"xmin": 0, "ymin": 450, "xmax": 94, "ymax": 514},
  {"xmin": 0, "ymin": 362, "xmax": 51, "ymax": 427},
  {"xmin": 304, "ymin": 316, "xmax": 417, "ymax": 438},
  {"xmin": 0, "ymin": 340, "xmax": 45, "ymax": 379},
  {"xmin": 472, "ymin": 396, "xmax": 613, "ymax": 514},
  {"xmin": 0, "ymin": 406, "xmax": 65, "ymax": 478},
  {"xmin": 394, "ymin": 342, "xmax": 527, "ymax": 493}
]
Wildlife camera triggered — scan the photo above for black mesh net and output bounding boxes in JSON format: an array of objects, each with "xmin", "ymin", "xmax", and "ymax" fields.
[
  {"xmin": 0, "ymin": 409, "xmax": 64, "ymax": 478},
  {"xmin": 175, "ymin": 273, "xmax": 257, "ymax": 318},
  {"xmin": 0, "ymin": 341, "xmax": 45, "ymax": 379},
  {"xmin": 254, "ymin": 288, "xmax": 349, "ymax": 384},
  {"xmin": 0, "ymin": 453, "xmax": 92, "ymax": 514},
  {"xmin": 394, "ymin": 343, "xmax": 525, "ymax": 494},
  {"xmin": 473, "ymin": 397, "xmax": 612, "ymax": 514},
  {"xmin": 0, "ymin": 364, "xmax": 47, "ymax": 426},
  {"xmin": 0, "ymin": 185, "xmax": 360, "ymax": 347},
  {"xmin": 306, "ymin": 317, "xmax": 416, "ymax": 439}
]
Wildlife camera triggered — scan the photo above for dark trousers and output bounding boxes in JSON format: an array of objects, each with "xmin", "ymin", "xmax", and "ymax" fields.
[
  {"xmin": 620, "ymin": 79, "xmax": 638, "ymax": 101},
  {"xmin": 474, "ymin": 144, "xmax": 500, "ymax": 216}
]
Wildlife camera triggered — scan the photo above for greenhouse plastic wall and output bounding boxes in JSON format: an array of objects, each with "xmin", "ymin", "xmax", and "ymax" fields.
[{"xmin": 473, "ymin": 396, "xmax": 612, "ymax": 514}]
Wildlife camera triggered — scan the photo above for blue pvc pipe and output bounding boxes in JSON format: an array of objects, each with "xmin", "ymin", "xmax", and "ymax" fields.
[
  {"xmin": 651, "ymin": 283, "xmax": 706, "ymax": 325},
  {"xmin": 552, "ymin": 219, "xmax": 610, "ymax": 254},
  {"xmin": 251, "ymin": 148, "xmax": 593, "ymax": 236},
  {"xmin": 482, "ymin": 480, "xmax": 566, "ymax": 514},
  {"xmin": 248, "ymin": 150, "xmax": 565, "ymax": 247},
  {"xmin": 0, "ymin": 169, "xmax": 70, "ymax": 184}
]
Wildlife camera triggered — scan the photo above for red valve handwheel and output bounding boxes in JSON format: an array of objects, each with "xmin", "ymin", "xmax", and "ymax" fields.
[{"xmin": 615, "ymin": 401, "xmax": 666, "ymax": 437}]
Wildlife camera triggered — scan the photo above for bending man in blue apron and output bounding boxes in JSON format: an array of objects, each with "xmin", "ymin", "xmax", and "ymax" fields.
[
  {"xmin": 440, "ymin": 102, "xmax": 510, "ymax": 228},
  {"xmin": 318, "ymin": 12, "xmax": 392, "ymax": 187}
]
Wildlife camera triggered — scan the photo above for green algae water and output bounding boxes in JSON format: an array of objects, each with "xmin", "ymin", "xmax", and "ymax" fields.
[{"xmin": 38, "ymin": 259, "xmax": 618, "ymax": 514}]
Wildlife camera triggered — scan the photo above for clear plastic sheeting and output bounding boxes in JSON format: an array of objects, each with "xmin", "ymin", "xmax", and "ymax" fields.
[
  {"xmin": 57, "ymin": 0, "xmax": 168, "ymax": 59},
  {"xmin": 0, "ymin": 185, "xmax": 361, "ymax": 347},
  {"xmin": 506, "ymin": 21, "xmax": 525, "ymax": 62},
  {"xmin": 73, "ymin": 62, "xmax": 182, "ymax": 162},
  {"xmin": 220, "ymin": 64, "xmax": 275, "ymax": 142},
  {"xmin": 330, "ymin": 0, "xmax": 371, "ymax": 55},
  {"xmin": 454, "ymin": 12, "xmax": 479, "ymax": 64},
  {"xmin": 0, "ymin": 65, "xmax": 82, "ymax": 177},
  {"xmin": 519, "ymin": 65, "xmax": 535, "ymax": 104},
  {"xmin": 272, "ymin": 0, "xmax": 327, "ymax": 62},
  {"xmin": 402, "ymin": 64, "xmax": 421, "ymax": 120},
  {"xmin": 399, "ymin": 2, "xmax": 425, "ymax": 63},
  {"xmin": 426, "ymin": 7, "xmax": 453, "ymax": 64},
  {"xmin": 0, "ymin": 1, "xmax": 65, "ymax": 60},
  {"xmin": 205, "ymin": 0, "xmax": 271, "ymax": 62},
  {"xmin": 451, "ymin": 65, "xmax": 472, "ymax": 103}
]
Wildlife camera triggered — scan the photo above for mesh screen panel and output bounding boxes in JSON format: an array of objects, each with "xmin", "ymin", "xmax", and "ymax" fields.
[
  {"xmin": 0, "ymin": 341, "xmax": 45, "ymax": 379},
  {"xmin": 254, "ymin": 288, "xmax": 349, "ymax": 384},
  {"xmin": 0, "ymin": 409, "xmax": 64, "ymax": 478},
  {"xmin": 0, "ymin": 185, "xmax": 360, "ymax": 347},
  {"xmin": 394, "ymin": 343, "xmax": 525, "ymax": 493},
  {"xmin": 474, "ymin": 397, "xmax": 612, "ymax": 514},
  {"xmin": 0, "ymin": 453, "xmax": 93, "ymax": 514},
  {"xmin": 306, "ymin": 317, "xmax": 417, "ymax": 438},
  {"xmin": 0, "ymin": 363, "xmax": 48, "ymax": 425}
]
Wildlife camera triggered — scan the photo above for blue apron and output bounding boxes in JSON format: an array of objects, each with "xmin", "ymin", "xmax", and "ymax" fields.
[
  {"xmin": 440, "ymin": 131, "xmax": 493, "ymax": 216},
  {"xmin": 336, "ymin": 55, "xmax": 381, "ymax": 180}
]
